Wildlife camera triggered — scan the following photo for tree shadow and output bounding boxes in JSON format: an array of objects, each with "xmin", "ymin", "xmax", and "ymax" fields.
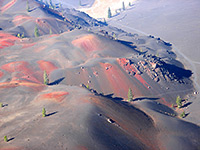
[
  {"xmin": 46, "ymin": 111, "xmax": 58, "ymax": 117},
  {"xmin": 133, "ymin": 97, "xmax": 159, "ymax": 102},
  {"xmin": 49, "ymin": 77, "xmax": 65, "ymax": 85},
  {"xmin": 182, "ymin": 102, "xmax": 192, "ymax": 108},
  {"xmin": 8, "ymin": 137, "xmax": 15, "ymax": 142},
  {"xmin": 98, "ymin": 93, "xmax": 123, "ymax": 101},
  {"xmin": 29, "ymin": 7, "xmax": 37, "ymax": 12},
  {"xmin": 185, "ymin": 113, "xmax": 190, "ymax": 118},
  {"xmin": 2, "ymin": 104, "xmax": 8, "ymax": 107}
]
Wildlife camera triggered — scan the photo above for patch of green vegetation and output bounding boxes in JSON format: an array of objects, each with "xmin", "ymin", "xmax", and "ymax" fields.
[
  {"xmin": 43, "ymin": 70, "xmax": 49, "ymax": 85},
  {"xmin": 108, "ymin": 7, "xmax": 112, "ymax": 18},
  {"xmin": 4, "ymin": 136, "xmax": 8, "ymax": 142},
  {"xmin": 0, "ymin": 102, "xmax": 3, "ymax": 108},
  {"xmin": 42, "ymin": 108, "xmax": 46, "ymax": 117},
  {"xmin": 180, "ymin": 111, "xmax": 186, "ymax": 118},
  {"xmin": 128, "ymin": 88, "xmax": 133, "ymax": 102},
  {"xmin": 34, "ymin": 26, "xmax": 39, "ymax": 37},
  {"xmin": 176, "ymin": 96, "xmax": 182, "ymax": 108}
]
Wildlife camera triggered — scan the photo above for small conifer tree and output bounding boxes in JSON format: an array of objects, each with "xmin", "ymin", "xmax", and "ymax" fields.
[
  {"xmin": 21, "ymin": 33, "xmax": 24, "ymax": 38},
  {"xmin": 122, "ymin": 1, "xmax": 125, "ymax": 11},
  {"xmin": 42, "ymin": 108, "xmax": 46, "ymax": 117},
  {"xmin": 128, "ymin": 88, "xmax": 133, "ymax": 102},
  {"xmin": 4, "ymin": 136, "xmax": 8, "ymax": 142},
  {"xmin": 86, "ymin": 84, "xmax": 89, "ymax": 89},
  {"xmin": 27, "ymin": 0, "xmax": 30, "ymax": 12},
  {"xmin": 43, "ymin": 70, "xmax": 49, "ymax": 85},
  {"xmin": 180, "ymin": 111, "xmax": 186, "ymax": 118},
  {"xmin": 108, "ymin": 7, "xmax": 112, "ymax": 18},
  {"xmin": 49, "ymin": 28, "xmax": 52, "ymax": 35},
  {"xmin": 176, "ymin": 96, "xmax": 182, "ymax": 108},
  {"xmin": 79, "ymin": 0, "xmax": 82, "ymax": 6},
  {"xmin": 17, "ymin": 33, "xmax": 21, "ymax": 38},
  {"xmin": 129, "ymin": 2, "xmax": 131, "ymax": 6},
  {"xmin": 0, "ymin": 102, "xmax": 3, "ymax": 107},
  {"xmin": 34, "ymin": 26, "xmax": 39, "ymax": 37}
]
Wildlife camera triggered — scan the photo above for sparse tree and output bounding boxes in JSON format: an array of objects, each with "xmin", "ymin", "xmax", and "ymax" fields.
[
  {"xmin": 122, "ymin": 1, "xmax": 125, "ymax": 11},
  {"xmin": 108, "ymin": 7, "xmax": 112, "ymax": 18},
  {"xmin": 4, "ymin": 136, "xmax": 8, "ymax": 142},
  {"xmin": 103, "ymin": 18, "xmax": 106, "ymax": 24},
  {"xmin": 86, "ymin": 84, "xmax": 89, "ymax": 89},
  {"xmin": 17, "ymin": 33, "xmax": 21, "ymax": 38},
  {"xmin": 79, "ymin": 0, "xmax": 82, "ymax": 6},
  {"xmin": 128, "ymin": 88, "xmax": 133, "ymax": 102},
  {"xmin": 49, "ymin": 28, "xmax": 52, "ymax": 34},
  {"xmin": 27, "ymin": 0, "xmax": 30, "ymax": 12},
  {"xmin": 180, "ymin": 111, "xmax": 186, "ymax": 118},
  {"xmin": 0, "ymin": 102, "xmax": 3, "ymax": 107},
  {"xmin": 34, "ymin": 26, "xmax": 39, "ymax": 37},
  {"xmin": 176, "ymin": 96, "xmax": 182, "ymax": 108},
  {"xmin": 129, "ymin": 2, "xmax": 131, "ymax": 7},
  {"xmin": 42, "ymin": 108, "xmax": 46, "ymax": 117},
  {"xmin": 21, "ymin": 32, "xmax": 24, "ymax": 38},
  {"xmin": 43, "ymin": 70, "xmax": 49, "ymax": 85}
]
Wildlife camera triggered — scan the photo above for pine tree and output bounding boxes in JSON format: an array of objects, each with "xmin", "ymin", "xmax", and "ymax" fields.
[
  {"xmin": 129, "ymin": 2, "xmax": 131, "ymax": 6},
  {"xmin": 49, "ymin": 28, "xmax": 52, "ymax": 35},
  {"xmin": 122, "ymin": 1, "xmax": 125, "ymax": 11},
  {"xmin": 128, "ymin": 88, "xmax": 133, "ymax": 102},
  {"xmin": 180, "ymin": 111, "xmax": 186, "ymax": 118},
  {"xmin": 34, "ymin": 26, "xmax": 39, "ymax": 37},
  {"xmin": 43, "ymin": 70, "xmax": 49, "ymax": 85},
  {"xmin": 0, "ymin": 102, "xmax": 3, "ymax": 107},
  {"xmin": 108, "ymin": 7, "xmax": 112, "ymax": 18},
  {"xmin": 17, "ymin": 33, "xmax": 21, "ymax": 38},
  {"xmin": 27, "ymin": 0, "xmax": 30, "ymax": 12},
  {"xmin": 42, "ymin": 108, "xmax": 46, "ymax": 117},
  {"xmin": 79, "ymin": 0, "xmax": 82, "ymax": 6},
  {"xmin": 4, "ymin": 136, "xmax": 8, "ymax": 142},
  {"xmin": 176, "ymin": 96, "xmax": 182, "ymax": 108}
]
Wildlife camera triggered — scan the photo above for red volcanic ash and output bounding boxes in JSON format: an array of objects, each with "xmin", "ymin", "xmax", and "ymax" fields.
[
  {"xmin": 13, "ymin": 15, "xmax": 33, "ymax": 26},
  {"xmin": 0, "ymin": 0, "xmax": 17, "ymax": 13},
  {"xmin": 117, "ymin": 58, "xmax": 150, "ymax": 89},
  {"xmin": 0, "ymin": 32, "xmax": 19, "ymax": 49},
  {"xmin": 37, "ymin": 60, "xmax": 58, "ymax": 74},
  {"xmin": 1, "ymin": 61, "xmax": 40, "ymax": 83},
  {"xmin": 72, "ymin": 34, "xmax": 103, "ymax": 52},
  {"xmin": 0, "ymin": 71, "xmax": 3, "ymax": 78},
  {"xmin": 39, "ymin": 91, "xmax": 69, "ymax": 102}
]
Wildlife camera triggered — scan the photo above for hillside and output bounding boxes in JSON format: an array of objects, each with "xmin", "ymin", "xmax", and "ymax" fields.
[{"xmin": 0, "ymin": 0, "xmax": 200, "ymax": 149}]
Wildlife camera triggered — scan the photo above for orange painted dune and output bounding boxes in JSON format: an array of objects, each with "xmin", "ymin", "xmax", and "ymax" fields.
[
  {"xmin": 38, "ymin": 91, "xmax": 69, "ymax": 102},
  {"xmin": 1, "ymin": 61, "xmax": 41, "ymax": 83},
  {"xmin": 13, "ymin": 15, "xmax": 33, "ymax": 26},
  {"xmin": 72, "ymin": 34, "xmax": 103, "ymax": 52},
  {"xmin": 0, "ymin": 32, "xmax": 19, "ymax": 49},
  {"xmin": 0, "ymin": 0, "xmax": 17, "ymax": 13},
  {"xmin": 37, "ymin": 60, "xmax": 58, "ymax": 74}
]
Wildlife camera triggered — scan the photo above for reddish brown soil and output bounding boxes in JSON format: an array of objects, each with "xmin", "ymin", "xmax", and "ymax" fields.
[
  {"xmin": 0, "ymin": 0, "xmax": 17, "ymax": 13},
  {"xmin": 37, "ymin": 60, "xmax": 58, "ymax": 74},
  {"xmin": 34, "ymin": 45, "xmax": 48, "ymax": 53},
  {"xmin": 117, "ymin": 58, "xmax": 150, "ymax": 89},
  {"xmin": 38, "ymin": 91, "xmax": 69, "ymax": 102},
  {"xmin": 0, "ymin": 71, "xmax": 3, "ymax": 78},
  {"xmin": 13, "ymin": 15, "xmax": 33, "ymax": 26},
  {"xmin": 100, "ymin": 62, "xmax": 142, "ymax": 98},
  {"xmin": 72, "ymin": 34, "xmax": 103, "ymax": 52},
  {"xmin": 0, "ymin": 32, "xmax": 19, "ymax": 49},
  {"xmin": 1, "ymin": 61, "xmax": 41, "ymax": 83}
]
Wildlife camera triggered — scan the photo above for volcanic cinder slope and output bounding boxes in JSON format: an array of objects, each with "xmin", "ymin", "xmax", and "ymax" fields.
[{"xmin": 0, "ymin": 0, "xmax": 200, "ymax": 150}]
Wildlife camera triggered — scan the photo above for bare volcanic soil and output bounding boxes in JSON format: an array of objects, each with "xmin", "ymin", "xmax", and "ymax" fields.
[{"xmin": 0, "ymin": 0, "xmax": 200, "ymax": 150}]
